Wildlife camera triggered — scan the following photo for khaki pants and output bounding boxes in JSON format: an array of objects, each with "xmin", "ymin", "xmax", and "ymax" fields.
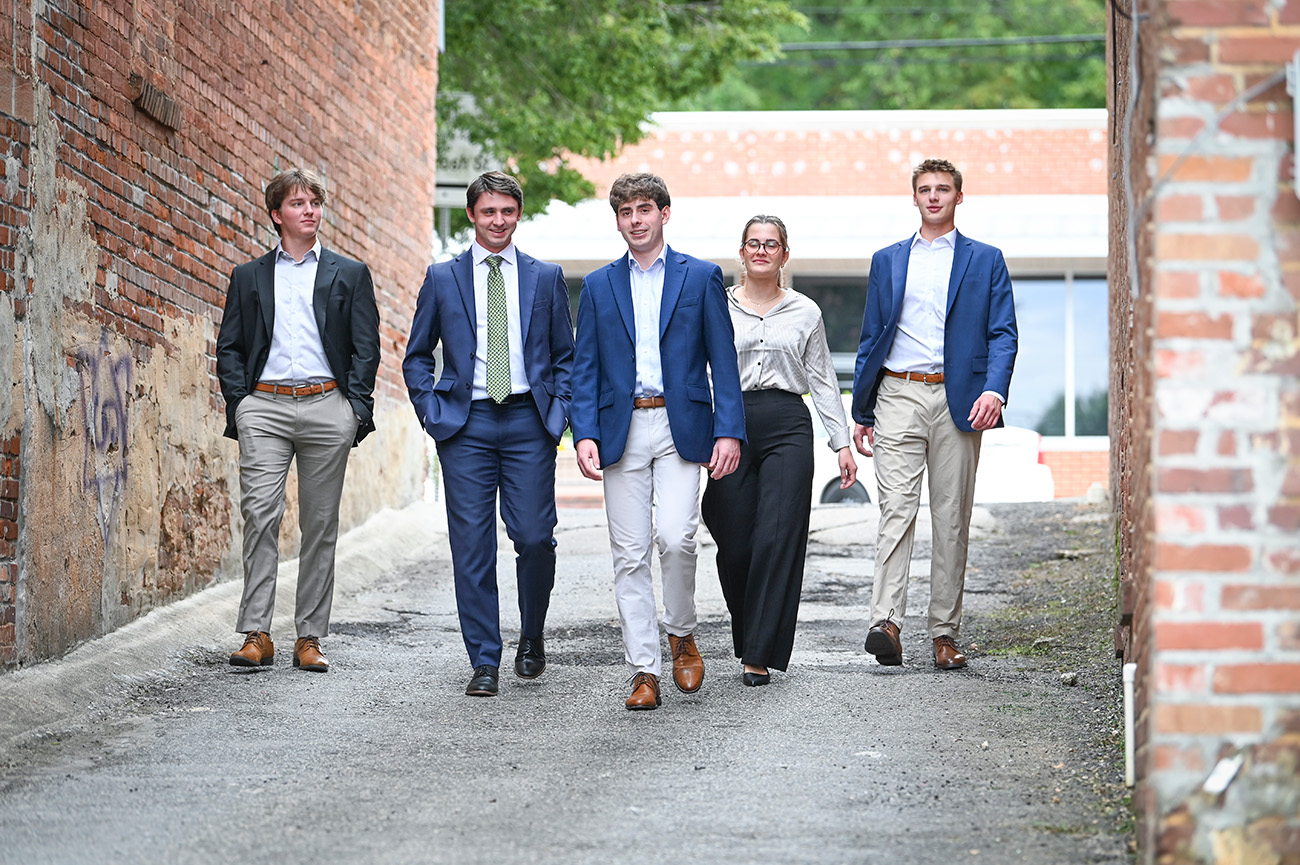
[
  {"xmin": 234, "ymin": 388, "xmax": 358, "ymax": 638},
  {"xmin": 871, "ymin": 376, "xmax": 981, "ymax": 639}
]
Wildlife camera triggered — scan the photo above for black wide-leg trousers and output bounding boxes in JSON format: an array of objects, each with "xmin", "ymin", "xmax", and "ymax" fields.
[{"xmin": 701, "ymin": 389, "xmax": 814, "ymax": 671}]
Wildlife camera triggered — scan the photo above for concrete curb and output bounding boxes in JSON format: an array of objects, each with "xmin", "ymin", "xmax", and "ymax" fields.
[{"xmin": 0, "ymin": 500, "xmax": 447, "ymax": 754}]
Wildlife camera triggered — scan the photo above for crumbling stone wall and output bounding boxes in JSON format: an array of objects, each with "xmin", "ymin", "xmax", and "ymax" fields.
[
  {"xmin": 1111, "ymin": 0, "xmax": 1300, "ymax": 861},
  {"xmin": 0, "ymin": 0, "xmax": 434, "ymax": 666}
]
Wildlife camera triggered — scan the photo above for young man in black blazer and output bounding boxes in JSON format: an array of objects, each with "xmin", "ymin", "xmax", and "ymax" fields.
[{"xmin": 216, "ymin": 167, "xmax": 380, "ymax": 673}]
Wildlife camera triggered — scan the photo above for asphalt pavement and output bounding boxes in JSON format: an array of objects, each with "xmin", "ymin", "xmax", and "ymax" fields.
[{"xmin": 0, "ymin": 495, "xmax": 1130, "ymax": 864}]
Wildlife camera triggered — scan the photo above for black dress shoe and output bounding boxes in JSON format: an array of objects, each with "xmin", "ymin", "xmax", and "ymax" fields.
[
  {"xmin": 514, "ymin": 636, "xmax": 546, "ymax": 679},
  {"xmin": 742, "ymin": 671, "xmax": 770, "ymax": 687},
  {"xmin": 465, "ymin": 664, "xmax": 499, "ymax": 696}
]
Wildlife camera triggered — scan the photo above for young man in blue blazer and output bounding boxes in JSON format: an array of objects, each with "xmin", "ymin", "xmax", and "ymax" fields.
[
  {"xmin": 852, "ymin": 158, "xmax": 1018, "ymax": 671},
  {"xmin": 403, "ymin": 172, "xmax": 574, "ymax": 697},
  {"xmin": 572, "ymin": 173, "xmax": 745, "ymax": 710}
]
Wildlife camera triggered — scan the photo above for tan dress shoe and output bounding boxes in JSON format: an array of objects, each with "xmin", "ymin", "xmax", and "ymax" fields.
[
  {"xmin": 626, "ymin": 672, "xmax": 661, "ymax": 710},
  {"xmin": 667, "ymin": 633, "xmax": 704, "ymax": 693},
  {"xmin": 293, "ymin": 636, "xmax": 330, "ymax": 672},
  {"xmin": 933, "ymin": 635, "xmax": 967, "ymax": 670},
  {"xmin": 864, "ymin": 618, "xmax": 903, "ymax": 666},
  {"xmin": 229, "ymin": 631, "xmax": 274, "ymax": 667}
]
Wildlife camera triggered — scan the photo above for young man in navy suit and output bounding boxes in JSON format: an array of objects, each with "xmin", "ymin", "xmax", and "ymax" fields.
[
  {"xmin": 403, "ymin": 171, "xmax": 575, "ymax": 697},
  {"xmin": 572, "ymin": 173, "xmax": 745, "ymax": 710},
  {"xmin": 851, "ymin": 158, "xmax": 1018, "ymax": 671}
]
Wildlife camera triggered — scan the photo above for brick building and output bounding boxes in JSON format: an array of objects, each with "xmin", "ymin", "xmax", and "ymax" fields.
[
  {"xmin": 1110, "ymin": 0, "xmax": 1300, "ymax": 861},
  {"xmin": 0, "ymin": 1, "xmax": 435, "ymax": 667}
]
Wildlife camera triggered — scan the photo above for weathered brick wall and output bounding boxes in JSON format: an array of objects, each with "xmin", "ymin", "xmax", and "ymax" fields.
[
  {"xmin": 1113, "ymin": 0, "xmax": 1300, "ymax": 861},
  {"xmin": 0, "ymin": 0, "xmax": 434, "ymax": 666}
]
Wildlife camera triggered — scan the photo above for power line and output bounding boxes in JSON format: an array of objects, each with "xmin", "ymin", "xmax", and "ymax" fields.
[
  {"xmin": 781, "ymin": 34, "xmax": 1105, "ymax": 51},
  {"xmin": 746, "ymin": 51, "xmax": 1103, "ymax": 68}
]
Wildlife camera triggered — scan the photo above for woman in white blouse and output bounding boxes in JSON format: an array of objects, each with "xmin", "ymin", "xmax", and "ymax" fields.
[{"xmin": 702, "ymin": 215, "xmax": 858, "ymax": 686}]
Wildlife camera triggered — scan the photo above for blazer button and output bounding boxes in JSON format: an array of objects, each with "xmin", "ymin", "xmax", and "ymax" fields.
[{"xmin": 465, "ymin": 383, "xmax": 471, "ymax": 390}]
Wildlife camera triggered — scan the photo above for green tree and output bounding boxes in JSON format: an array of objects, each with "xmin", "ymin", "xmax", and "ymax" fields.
[
  {"xmin": 679, "ymin": 0, "xmax": 1105, "ymax": 111},
  {"xmin": 438, "ymin": 0, "xmax": 805, "ymax": 220},
  {"xmin": 1034, "ymin": 388, "xmax": 1109, "ymax": 437}
]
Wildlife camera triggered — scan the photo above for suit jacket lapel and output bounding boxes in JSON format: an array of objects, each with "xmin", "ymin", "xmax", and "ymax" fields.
[
  {"xmin": 889, "ymin": 239, "xmax": 909, "ymax": 324},
  {"xmin": 659, "ymin": 246, "xmax": 686, "ymax": 338},
  {"xmin": 516, "ymin": 251, "xmax": 539, "ymax": 346},
  {"xmin": 451, "ymin": 250, "xmax": 475, "ymax": 326},
  {"xmin": 312, "ymin": 248, "xmax": 338, "ymax": 338},
  {"xmin": 946, "ymin": 231, "xmax": 973, "ymax": 316},
  {"xmin": 609, "ymin": 257, "xmax": 635, "ymax": 344},
  {"xmin": 255, "ymin": 250, "xmax": 277, "ymax": 342}
]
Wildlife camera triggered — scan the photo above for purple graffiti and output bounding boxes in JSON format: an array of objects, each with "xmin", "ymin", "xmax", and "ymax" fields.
[{"xmin": 76, "ymin": 331, "xmax": 131, "ymax": 543}]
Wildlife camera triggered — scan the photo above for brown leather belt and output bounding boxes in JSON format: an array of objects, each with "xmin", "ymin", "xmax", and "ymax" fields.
[
  {"xmin": 255, "ymin": 380, "xmax": 338, "ymax": 397},
  {"xmin": 884, "ymin": 369, "xmax": 944, "ymax": 384},
  {"xmin": 632, "ymin": 396, "xmax": 666, "ymax": 409}
]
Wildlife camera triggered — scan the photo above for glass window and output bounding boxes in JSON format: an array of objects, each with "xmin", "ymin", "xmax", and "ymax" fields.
[{"xmin": 793, "ymin": 275, "xmax": 1109, "ymax": 436}]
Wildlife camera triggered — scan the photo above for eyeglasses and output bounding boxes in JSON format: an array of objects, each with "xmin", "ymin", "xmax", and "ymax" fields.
[{"xmin": 743, "ymin": 239, "xmax": 785, "ymax": 252}]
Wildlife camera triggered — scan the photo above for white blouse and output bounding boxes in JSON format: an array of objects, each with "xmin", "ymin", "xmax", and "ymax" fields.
[{"xmin": 726, "ymin": 286, "xmax": 851, "ymax": 452}]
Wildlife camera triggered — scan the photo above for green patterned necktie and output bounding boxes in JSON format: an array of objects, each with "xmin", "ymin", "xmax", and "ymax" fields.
[{"xmin": 485, "ymin": 254, "xmax": 511, "ymax": 403}]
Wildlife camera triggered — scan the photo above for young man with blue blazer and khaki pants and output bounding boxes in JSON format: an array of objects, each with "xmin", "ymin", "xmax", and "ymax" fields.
[
  {"xmin": 573, "ymin": 173, "xmax": 746, "ymax": 710},
  {"xmin": 852, "ymin": 158, "xmax": 1018, "ymax": 671}
]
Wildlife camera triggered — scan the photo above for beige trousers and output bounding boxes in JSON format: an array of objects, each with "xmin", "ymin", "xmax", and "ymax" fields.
[
  {"xmin": 871, "ymin": 376, "xmax": 981, "ymax": 639},
  {"xmin": 234, "ymin": 388, "xmax": 358, "ymax": 638}
]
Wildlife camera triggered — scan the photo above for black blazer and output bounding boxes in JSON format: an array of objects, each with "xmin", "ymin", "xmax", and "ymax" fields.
[{"xmin": 215, "ymin": 247, "xmax": 381, "ymax": 445}]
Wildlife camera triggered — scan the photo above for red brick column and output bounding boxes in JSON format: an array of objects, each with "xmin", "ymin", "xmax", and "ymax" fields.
[{"xmin": 1117, "ymin": 0, "xmax": 1300, "ymax": 860}]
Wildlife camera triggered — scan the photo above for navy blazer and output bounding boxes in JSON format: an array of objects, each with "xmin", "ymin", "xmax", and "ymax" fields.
[
  {"xmin": 402, "ymin": 247, "xmax": 574, "ymax": 443},
  {"xmin": 571, "ymin": 246, "xmax": 745, "ymax": 466},
  {"xmin": 215, "ymin": 247, "xmax": 380, "ymax": 444},
  {"xmin": 851, "ymin": 230, "xmax": 1018, "ymax": 432}
]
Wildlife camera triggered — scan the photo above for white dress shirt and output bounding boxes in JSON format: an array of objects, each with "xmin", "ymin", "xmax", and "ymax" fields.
[
  {"xmin": 471, "ymin": 240, "xmax": 528, "ymax": 400},
  {"xmin": 882, "ymin": 229, "xmax": 954, "ymax": 376},
  {"xmin": 261, "ymin": 239, "xmax": 334, "ymax": 385},
  {"xmin": 629, "ymin": 247, "xmax": 667, "ymax": 398}
]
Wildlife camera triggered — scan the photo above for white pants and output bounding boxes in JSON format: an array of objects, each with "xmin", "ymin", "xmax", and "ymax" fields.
[
  {"xmin": 871, "ymin": 376, "xmax": 981, "ymax": 639},
  {"xmin": 603, "ymin": 407, "xmax": 702, "ymax": 677}
]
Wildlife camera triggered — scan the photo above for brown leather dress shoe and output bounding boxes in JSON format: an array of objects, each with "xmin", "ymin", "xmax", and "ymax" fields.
[
  {"xmin": 229, "ymin": 631, "xmax": 273, "ymax": 667},
  {"xmin": 864, "ymin": 619, "xmax": 903, "ymax": 666},
  {"xmin": 293, "ymin": 636, "xmax": 330, "ymax": 672},
  {"xmin": 933, "ymin": 635, "xmax": 967, "ymax": 670},
  {"xmin": 667, "ymin": 633, "xmax": 704, "ymax": 693},
  {"xmin": 625, "ymin": 672, "xmax": 661, "ymax": 710}
]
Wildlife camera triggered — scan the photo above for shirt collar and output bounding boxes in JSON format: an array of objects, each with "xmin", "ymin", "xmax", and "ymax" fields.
[
  {"xmin": 627, "ymin": 245, "xmax": 667, "ymax": 274},
  {"xmin": 472, "ymin": 241, "xmax": 517, "ymax": 266},
  {"xmin": 276, "ymin": 239, "xmax": 322, "ymax": 264},
  {"xmin": 910, "ymin": 228, "xmax": 957, "ymax": 251}
]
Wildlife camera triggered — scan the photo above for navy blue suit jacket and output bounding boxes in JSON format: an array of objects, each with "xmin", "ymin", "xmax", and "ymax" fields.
[
  {"xmin": 402, "ymin": 248, "xmax": 574, "ymax": 442},
  {"xmin": 852, "ymin": 231, "xmax": 1018, "ymax": 432},
  {"xmin": 571, "ymin": 246, "xmax": 745, "ymax": 466}
]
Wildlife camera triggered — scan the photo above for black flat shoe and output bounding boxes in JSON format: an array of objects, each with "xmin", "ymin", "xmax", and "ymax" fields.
[
  {"xmin": 742, "ymin": 671, "xmax": 770, "ymax": 687},
  {"xmin": 514, "ymin": 635, "xmax": 546, "ymax": 679},
  {"xmin": 466, "ymin": 664, "xmax": 499, "ymax": 696}
]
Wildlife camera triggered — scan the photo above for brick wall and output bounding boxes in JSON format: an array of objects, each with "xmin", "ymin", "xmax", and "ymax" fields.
[
  {"xmin": 1112, "ymin": 0, "xmax": 1300, "ymax": 861},
  {"xmin": 0, "ymin": 0, "xmax": 434, "ymax": 666},
  {"xmin": 1040, "ymin": 446, "xmax": 1110, "ymax": 499},
  {"xmin": 568, "ymin": 111, "xmax": 1107, "ymax": 199}
]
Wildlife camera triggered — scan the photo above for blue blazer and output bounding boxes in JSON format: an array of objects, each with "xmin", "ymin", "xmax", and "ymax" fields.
[
  {"xmin": 402, "ymin": 248, "xmax": 574, "ymax": 442},
  {"xmin": 851, "ymin": 231, "xmax": 1018, "ymax": 432},
  {"xmin": 572, "ymin": 246, "xmax": 745, "ymax": 466}
]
